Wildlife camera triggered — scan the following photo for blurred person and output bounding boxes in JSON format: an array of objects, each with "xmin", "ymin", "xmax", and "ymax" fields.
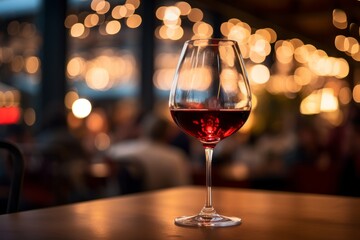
[
  {"xmin": 106, "ymin": 113, "xmax": 191, "ymax": 192},
  {"xmin": 35, "ymin": 105, "xmax": 92, "ymax": 205}
]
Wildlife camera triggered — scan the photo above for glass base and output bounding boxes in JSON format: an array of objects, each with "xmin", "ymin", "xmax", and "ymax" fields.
[{"xmin": 174, "ymin": 214, "xmax": 241, "ymax": 227}]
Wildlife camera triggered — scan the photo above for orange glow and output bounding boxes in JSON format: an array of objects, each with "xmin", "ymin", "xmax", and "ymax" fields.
[
  {"xmin": 90, "ymin": 162, "xmax": 110, "ymax": 178},
  {"xmin": 156, "ymin": 6, "xmax": 167, "ymax": 20},
  {"xmin": 65, "ymin": 91, "xmax": 79, "ymax": 109},
  {"xmin": 85, "ymin": 67, "xmax": 110, "ymax": 90},
  {"xmin": 84, "ymin": 14, "xmax": 99, "ymax": 27},
  {"xmin": 25, "ymin": 56, "xmax": 40, "ymax": 74},
  {"xmin": 70, "ymin": 23, "xmax": 85, "ymax": 37},
  {"xmin": 353, "ymin": 84, "xmax": 360, "ymax": 103},
  {"xmin": 65, "ymin": 14, "xmax": 78, "ymax": 28},
  {"xmin": 124, "ymin": 3, "xmax": 135, "ymax": 17},
  {"xmin": 67, "ymin": 57, "xmax": 85, "ymax": 77},
  {"xmin": 193, "ymin": 21, "xmax": 213, "ymax": 38},
  {"xmin": 86, "ymin": 110, "xmax": 106, "ymax": 132},
  {"xmin": 175, "ymin": 1, "xmax": 191, "ymax": 15},
  {"xmin": 126, "ymin": 14, "xmax": 142, "ymax": 28},
  {"xmin": 11, "ymin": 56, "xmax": 24, "ymax": 73},
  {"xmin": 332, "ymin": 9, "xmax": 347, "ymax": 29},
  {"xmin": 126, "ymin": 0, "xmax": 140, "ymax": 9},
  {"xmin": 187, "ymin": 8, "xmax": 203, "ymax": 22},
  {"xmin": 335, "ymin": 35, "xmax": 346, "ymax": 51},
  {"xmin": 105, "ymin": 20, "xmax": 121, "ymax": 35},
  {"xmin": 67, "ymin": 112, "xmax": 83, "ymax": 129},
  {"xmin": 249, "ymin": 64, "xmax": 270, "ymax": 84},
  {"xmin": 338, "ymin": 87, "xmax": 351, "ymax": 105},
  {"xmin": 24, "ymin": 108, "xmax": 36, "ymax": 126},
  {"xmin": 94, "ymin": 132, "xmax": 111, "ymax": 151}
]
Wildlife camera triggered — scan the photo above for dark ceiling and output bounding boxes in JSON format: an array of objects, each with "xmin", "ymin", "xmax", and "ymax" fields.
[{"xmin": 195, "ymin": 0, "xmax": 360, "ymax": 61}]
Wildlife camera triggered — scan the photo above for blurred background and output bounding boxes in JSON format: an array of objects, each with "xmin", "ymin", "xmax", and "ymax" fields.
[{"xmin": 0, "ymin": 0, "xmax": 359, "ymax": 213}]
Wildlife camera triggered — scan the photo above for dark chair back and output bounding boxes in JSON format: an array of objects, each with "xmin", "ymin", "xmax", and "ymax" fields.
[{"xmin": 0, "ymin": 140, "xmax": 24, "ymax": 213}]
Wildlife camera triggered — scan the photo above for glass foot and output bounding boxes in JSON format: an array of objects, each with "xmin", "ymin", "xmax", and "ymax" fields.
[{"xmin": 174, "ymin": 214, "xmax": 241, "ymax": 227}]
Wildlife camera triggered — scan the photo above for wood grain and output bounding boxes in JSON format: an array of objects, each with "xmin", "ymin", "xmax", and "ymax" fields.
[{"xmin": 0, "ymin": 186, "xmax": 359, "ymax": 240}]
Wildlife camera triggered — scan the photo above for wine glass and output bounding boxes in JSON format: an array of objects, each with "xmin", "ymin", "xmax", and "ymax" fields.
[{"xmin": 169, "ymin": 38, "xmax": 252, "ymax": 227}]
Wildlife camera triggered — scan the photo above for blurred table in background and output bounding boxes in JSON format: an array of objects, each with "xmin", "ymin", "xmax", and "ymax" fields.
[{"xmin": 0, "ymin": 186, "xmax": 359, "ymax": 240}]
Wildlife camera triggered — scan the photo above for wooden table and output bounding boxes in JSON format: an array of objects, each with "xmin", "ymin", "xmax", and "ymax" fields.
[{"xmin": 0, "ymin": 186, "xmax": 359, "ymax": 240}]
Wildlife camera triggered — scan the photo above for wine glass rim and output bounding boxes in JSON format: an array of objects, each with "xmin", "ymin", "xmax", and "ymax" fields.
[{"xmin": 185, "ymin": 38, "xmax": 238, "ymax": 45}]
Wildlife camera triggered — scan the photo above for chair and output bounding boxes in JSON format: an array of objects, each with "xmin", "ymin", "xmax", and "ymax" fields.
[{"xmin": 0, "ymin": 140, "xmax": 25, "ymax": 213}]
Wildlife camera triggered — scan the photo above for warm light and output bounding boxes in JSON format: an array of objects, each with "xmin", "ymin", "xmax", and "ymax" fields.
[
  {"xmin": 72, "ymin": 98, "xmax": 92, "ymax": 119},
  {"xmin": 85, "ymin": 67, "xmax": 110, "ymax": 90},
  {"xmin": 333, "ymin": 58, "xmax": 349, "ymax": 78},
  {"xmin": 187, "ymin": 8, "xmax": 203, "ymax": 22},
  {"xmin": 348, "ymin": 38, "xmax": 359, "ymax": 54},
  {"xmin": 332, "ymin": 9, "xmax": 347, "ymax": 29},
  {"xmin": 352, "ymin": 50, "xmax": 360, "ymax": 61},
  {"xmin": 285, "ymin": 76, "xmax": 302, "ymax": 93},
  {"xmin": 0, "ymin": 90, "xmax": 20, "ymax": 107},
  {"xmin": 65, "ymin": 91, "xmax": 79, "ymax": 109},
  {"xmin": 294, "ymin": 44, "xmax": 316, "ymax": 64},
  {"xmin": 126, "ymin": 14, "xmax": 142, "ymax": 28},
  {"xmin": 228, "ymin": 24, "xmax": 251, "ymax": 45},
  {"xmin": 220, "ymin": 68, "xmax": 239, "ymax": 93},
  {"xmin": 94, "ymin": 0, "xmax": 110, "ymax": 14},
  {"xmin": 300, "ymin": 91, "xmax": 321, "ymax": 115},
  {"xmin": 90, "ymin": 162, "xmax": 110, "ymax": 178},
  {"xmin": 11, "ymin": 56, "xmax": 24, "ymax": 73},
  {"xmin": 255, "ymin": 29, "xmax": 271, "ymax": 43},
  {"xmin": 84, "ymin": 14, "xmax": 99, "ymax": 27},
  {"xmin": 124, "ymin": 3, "xmax": 135, "ymax": 17},
  {"xmin": 164, "ymin": 6, "xmax": 181, "ymax": 21},
  {"xmin": 126, "ymin": 0, "xmax": 140, "ymax": 9},
  {"xmin": 320, "ymin": 88, "xmax": 338, "ymax": 112},
  {"xmin": 353, "ymin": 84, "xmax": 360, "ymax": 103},
  {"xmin": 276, "ymin": 43, "xmax": 294, "ymax": 64},
  {"xmin": 112, "ymin": 5, "xmax": 123, "ymax": 19},
  {"xmin": 156, "ymin": 6, "xmax": 167, "ymax": 20},
  {"xmin": 25, "ymin": 56, "xmax": 40, "ymax": 74},
  {"xmin": 249, "ymin": 34, "xmax": 271, "ymax": 57},
  {"xmin": 249, "ymin": 64, "xmax": 270, "ymax": 84},
  {"xmin": 294, "ymin": 67, "xmax": 313, "ymax": 85},
  {"xmin": 175, "ymin": 1, "xmax": 191, "ymax": 15},
  {"xmin": 86, "ymin": 110, "xmax": 106, "ymax": 132},
  {"xmin": 94, "ymin": 132, "xmax": 111, "ymax": 151},
  {"xmin": 70, "ymin": 23, "xmax": 85, "ymax": 37},
  {"xmin": 338, "ymin": 86, "xmax": 351, "ymax": 105},
  {"xmin": 153, "ymin": 68, "xmax": 176, "ymax": 90},
  {"xmin": 321, "ymin": 110, "xmax": 343, "ymax": 127},
  {"xmin": 116, "ymin": 5, "xmax": 129, "ymax": 18},
  {"xmin": 166, "ymin": 26, "xmax": 184, "ymax": 40},
  {"xmin": 239, "ymin": 111, "xmax": 254, "ymax": 133},
  {"xmin": 220, "ymin": 22, "xmax": 233, "ymax": 37},
  {"xmin": 67, "ymin": 57, "xmax": 85, "ymax": 77},
  {"xmin": 178, "ymin": 67, "xmax": 212, "ymax": 91},
  {"xmin": 67, "ymin": 112, "xmax": 83, "ymax": 129},
  {"xmin": 105, "ymin": 20, "xmax": 121, "ymax": 35},
  {"xmin": 64, "ymin": 14, "xmax": 78, "ymax": 28},
  {"xmin": 24, "ymin": 108, "xmax": 36, "ymax": 126},
  {"xmin": 265, "ymin": 28, "xmax": 277, "ymax": 43},
  {"xmin": 335, "ymin": 35, "xmax": 346, "ymax": 51},
  {"xmin": 193, "ymin": 21, "xmax": 213, "ymax": 38}
]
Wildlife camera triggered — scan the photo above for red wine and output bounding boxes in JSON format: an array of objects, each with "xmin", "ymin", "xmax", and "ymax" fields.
[{"xmin": 170, "ymin": 109, "xmax": 250, "ymax": 147}]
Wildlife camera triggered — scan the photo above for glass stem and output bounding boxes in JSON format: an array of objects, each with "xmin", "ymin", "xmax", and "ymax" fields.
[{"xmin": 200, "ymin": 147, "xmax": 217, "ymax": 217}]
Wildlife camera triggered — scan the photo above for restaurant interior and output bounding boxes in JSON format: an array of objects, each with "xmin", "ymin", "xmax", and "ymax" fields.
[{"xmin": 0, "ymin": 0, "xmax": 359, "ymax": 214}]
